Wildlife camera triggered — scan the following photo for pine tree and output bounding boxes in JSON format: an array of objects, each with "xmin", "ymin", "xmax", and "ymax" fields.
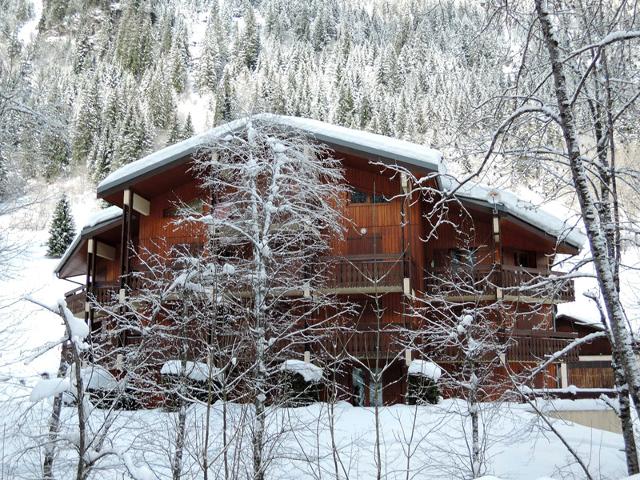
[
  {"xmin": 167, "ymin": 114, "xmax": 182, "ymax": 145},
  {"xmin": 71, "ymin": 75, "xmax": 102, "ymax": 165},
  {"xmin": 169, "ymin": 25, "xmax": 190, "ymax": 94},
  {"xmin": 0, "ymin": 149, "xmax": 7, "ymax": 199},
  {"xmin": 181, "ymin": 113, "xmax": 194, "ymax": 140},
  {"xmin": 242, "ymin": 7, "xmax": 261, "ymax": 71},
  {"xmin": 47, "ymin": 195, "xmax": 75, "ymax": 258}
]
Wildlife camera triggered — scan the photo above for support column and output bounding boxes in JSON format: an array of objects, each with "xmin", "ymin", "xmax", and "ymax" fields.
[
  {"xmin": 559, "ymin": 362, "xmax": 569, "ymax": 389},
  {"xmin": 492, "ymin": 211, "xmax": 502, "ymax": 265},
  {"xmin": 119, "ymin": 189, "xmax": 133, "ymax": 293},
  {"xmin": 85, "ymin": 238, "xmax": 95, "ymax": 328},
  {"xmin": 118, "ymin": 189, "xmax": 133, "ymax": 349}
]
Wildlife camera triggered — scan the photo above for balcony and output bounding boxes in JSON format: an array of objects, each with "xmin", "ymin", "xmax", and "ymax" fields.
[
  {"xmin": 426, "ymin": 264, "xmax": 575, "ymax": 304},
  {"xmin": 64, "ymin": 283, "xmax": 119, "ymax": 317},
  {"xmin": 315, "ymin": 255, "xmax": 416, "ymax": 295}
]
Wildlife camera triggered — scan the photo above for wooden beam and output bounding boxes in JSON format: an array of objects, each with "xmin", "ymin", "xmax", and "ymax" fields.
[
  {"xmin": 132, "ymin": 192, "xmax": 151, "ymax": 216},
  {"xmin": 95, "ymin": 241, "xmax": 116, "ymax": 260}
]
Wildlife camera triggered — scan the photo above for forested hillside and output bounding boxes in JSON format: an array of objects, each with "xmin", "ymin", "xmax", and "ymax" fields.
[{"xmin": 1, "ymin": 0, "xmax": 514, "ymax": 190}]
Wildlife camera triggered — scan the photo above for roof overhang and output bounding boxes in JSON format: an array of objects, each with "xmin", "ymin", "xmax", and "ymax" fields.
[
  {"xmin": 96, "ymin": 114, "xmax": 442, "ymax": 201},
  {"xmin": 55, "ymin": 208, "xmax": 123, "ymax": 278}
]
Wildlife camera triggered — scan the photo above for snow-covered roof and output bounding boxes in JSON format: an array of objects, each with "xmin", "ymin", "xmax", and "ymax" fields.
[
  {"xmin": 280, "ymin": 359, "xmax": 323, "ymax": 383},
  {"xmin": 439, "ymin": 176, "xmax": 586, "ymax": 250},
  {"xmin": 407, "ymin": 360, "xmax": 442, "ymax": 381},
  {"xmin": 96, "ymin": 115, "xmax": 583, "ymax": 250},
  {"xmin": 160, "ymin": 360, "xmax": 223, "ymax": 382},
  {"xmin": 97, "ymin": 114, "xmax": 442, "ymax": 196},
  {"xmin": 54, "ymin": 206, "xmax": 122, "ymax": 275}
]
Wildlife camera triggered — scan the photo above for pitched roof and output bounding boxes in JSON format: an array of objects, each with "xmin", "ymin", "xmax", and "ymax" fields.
[
  {"xmin": 97, "ymin": 114, "xmax": 442, "ymax": 196},
  {"xmin": 54, "ymin": 206, "xmax": 122, "ymax": 276},
  {"xmin": 95, "ymin": 114, "xmax": 584, "ymax": 250},
  {"xmin": 439, "ymin": 177, "xmax": 586, "ymax": 250}
]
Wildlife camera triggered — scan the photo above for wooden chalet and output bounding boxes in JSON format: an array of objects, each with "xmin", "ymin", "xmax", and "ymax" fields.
[{"xmin": 56, "ymin": 115, "xmax": 590, "ymax": 406}]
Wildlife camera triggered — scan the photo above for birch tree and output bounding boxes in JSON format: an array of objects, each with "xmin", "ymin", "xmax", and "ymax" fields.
[
  {"xmin": 191, "ymin": 118, "xmax": 347, "ymax": 480},
  {"xmin": 463, "ymin": 1, "xmax": 640, "ymax": 472}
]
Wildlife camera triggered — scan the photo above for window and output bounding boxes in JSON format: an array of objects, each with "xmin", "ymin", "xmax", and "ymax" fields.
[
  {"xmin": 163, "ymin": 198, "xmax": 205, "ymax": 218},
  {"xmin": 514, "ymin": 250, "xmax": 537, "ymax": 269},
  {"xmin": 450, "ymin": 249, "xmax": 475, "ymax": 270},
  {"xmin": 350, "ymin": 189, "xmax": 368, "ymax": 204},
  {"xmin": 371, "ymin": 193, "xmax": 389, "ymax": 204},
  {"xmin": 350, "ymin": 189, "xmax": 389, "ymax": 204}
]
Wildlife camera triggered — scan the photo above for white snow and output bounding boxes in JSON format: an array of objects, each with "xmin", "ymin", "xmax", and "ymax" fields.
[
  {"xmin": 30, "ymin": 377, "xmax": 70, "ymax": 402},
  {"xmin": 98, "ymin": 114, "xmax": 442, "ymax": 193},
  {"xmin": 280, "ymin": 359, "xmax": 323, "ymax": 383},
  {"xmin": 17, "ymin": 0, "xmax": 43, "ymax": 45},
  {"xmin": 439, "ymin": 176, "xmax": 586, "ymax": 249},
  {"xmin": 60, "ymin": 298, "xmax": 89, "ymax": 340},
  {"xmin": 84, "ymin": 205, "xmax": 122, "ymax": 228},
  {"xmin": 160, "ymin": 360, "xmax": 222, "ymax": 382},
  {"xmin": 54, "ymin": 205, "xmax": 121, "ymax": 275},
  {"xmin": 408, "ymin": 360, "xmax": 442, "ymax": 381},
  {"xmin": 80, "ymin": 365, "xmax": 120, "ymax": 391}
]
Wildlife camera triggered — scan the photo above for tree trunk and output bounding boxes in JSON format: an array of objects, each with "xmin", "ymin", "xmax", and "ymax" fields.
[
  {"xmin": 535, "ymin": 0, "xmax": 640, "ymax": 428},
  {"xmin": 43, "ymin": 346, "xmax": 69, "ymax": 480}
]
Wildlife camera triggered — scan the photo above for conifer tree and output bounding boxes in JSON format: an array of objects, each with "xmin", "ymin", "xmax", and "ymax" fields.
[
  {"xmin": 47, "ymin": 195, "xmax": 75, "ymax": 258},
  {"xmin": 181, "ymin": 113, "xmax": 194, "ymax": 139},
  {"xmin": 0, "ymin": 149, "xmax": 7, "ymax": 199},
  {"xmin": 242, "ymin": 7, "xmax": 260, "ymax": 71},
  {"xmin": 71, "ymin": 75, "xmax": 102, "ymax": 165},
  {"xmin": 167, "ymin": 114, "xmax": 182, "ymax": 145}
]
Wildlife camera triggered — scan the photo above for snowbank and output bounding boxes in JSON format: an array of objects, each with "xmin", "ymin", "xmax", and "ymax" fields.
[
  {"xmin": 81, "ymin": 366, "xmax": 120, "ymax": 391},
  {"xmin": 160, "ymin": 360, "xmax": 222, "ymax": 382},
  {"xmin": 30, "ymin": 378, "xmax": 70, "ymax": 402},
  {"xmin": 280, "ymin": 359, "xmax": 323, "ymax": 383},
  {"xmin": 408, "ymin": 360, "xmax": 442, "ymax": 381}
]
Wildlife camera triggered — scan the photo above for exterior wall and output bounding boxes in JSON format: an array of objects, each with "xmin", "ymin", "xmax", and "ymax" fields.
[
  {"xmin": 75, "ymin": 147, "xmax": 587, "ymax": 406},
  {"xmin": 136, "ymin": 179, "xmax": 207, "ymax": 262}
]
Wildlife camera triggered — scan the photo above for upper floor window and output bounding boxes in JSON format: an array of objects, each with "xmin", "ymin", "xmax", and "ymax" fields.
[
  {"xmin": 350, "ymin": 189, "xmax": 368, "ymax": 204},
  {"xmin": 349, "ymin": 189, "xmax": 390, "ymax": 204},
  {"xmin": 513, "ymin": 250, "xmax": 537, "ymax": 269},
  {"xmin": 450, "ymin": 249, "xmax": 475, "ymax": 270},
  {"xmin": 163, "ymin": 198, "xmax": 205, "ymax": 218}
]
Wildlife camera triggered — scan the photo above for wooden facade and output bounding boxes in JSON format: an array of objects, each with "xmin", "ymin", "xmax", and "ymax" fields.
[{"xmin": 55, "ymin": 119, "xmax": 601, "ymax": 406}]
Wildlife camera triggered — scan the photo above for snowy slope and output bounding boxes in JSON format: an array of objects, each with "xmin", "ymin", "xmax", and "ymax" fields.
[{"xmin": 0, "ymin": 175, "xmax": 102, "ymax": 378}]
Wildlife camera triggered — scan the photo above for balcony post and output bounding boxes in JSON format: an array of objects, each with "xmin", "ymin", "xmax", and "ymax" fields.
[
  {"xmin": 119, "ymin": 189, "xmax": 133, "ymax": 293},
  {"xmin": 492, "ymin": 212, "xmax": 502, "ymax": 264},
  {"xmin": 559, "ymin": 362, "xmax": 569, "ymax": 389},
  {"xmin": 85, "ymin": 238, "xmax": 96, "ymax": 329}
]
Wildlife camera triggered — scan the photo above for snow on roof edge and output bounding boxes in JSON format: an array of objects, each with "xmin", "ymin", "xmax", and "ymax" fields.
[
  {"xmin": 97, "ymin": 115, "xmax": 442, "ymax": 196},
  {"xmin": 97, "ymin": 118, "xmax": 250, "ymax": 195},
  {"xmin": 438, "ymin": 176, "xmax": 586, "ymax": 250},
  {"xmin": 54, "ymin": 206, "xmax": 123, "ymax": 275}
]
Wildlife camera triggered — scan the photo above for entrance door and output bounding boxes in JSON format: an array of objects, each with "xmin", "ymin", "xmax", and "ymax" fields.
[{"xmin": 352, "ymin": 367, "xmax": 384, "ymax": 406}]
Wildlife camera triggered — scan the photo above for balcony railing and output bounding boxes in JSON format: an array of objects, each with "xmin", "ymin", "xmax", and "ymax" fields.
[
  {"xmin": 426, "ymin": 264, "xmax": 575, "ymax": 303},
  {"xmin": 317, "ymin": 255, "xmax": 415, "ymax": 294},
  {"xmin": 64, "ymin": 283, "xmax": 119, "ymax": 316}
]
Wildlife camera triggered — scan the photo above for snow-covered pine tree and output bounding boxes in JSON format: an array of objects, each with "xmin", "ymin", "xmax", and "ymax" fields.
[
  {"xmin": 167, "ymin": 114, "xmax": 182, "ymax": 145},
  {"xmin": 0, "ymin": 149, "xmax": 7, "ymax": 199},
  {"xmin": 71, "ymin": 75, "xmax": 102, "ymax": 166},
  {"xmin": 169, "ymin": 25, "xmax": 190, "ymax": 94},
  {"xmin": 47, "ymin": 195, "xmax": 75, "ymax": 257},
  {"xmin": 242, "ymin": 6, "xmax": 261, "ymax": 71},
  {"xmin": 181, "ymin": 114, "xmax": 194, "ymax": 140}
]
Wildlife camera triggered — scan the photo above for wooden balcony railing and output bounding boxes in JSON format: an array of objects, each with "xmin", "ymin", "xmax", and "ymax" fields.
[
  {"xmin": 318, "ymin": 255, "xmax": 415, "ymax": 293},
  {"xmin": 64, "ymin": 283, "xmax": 120, "ymax": 316},
  {"xmin": 426, "ymin": 264, "xmax": 575, "ymax": 303}
]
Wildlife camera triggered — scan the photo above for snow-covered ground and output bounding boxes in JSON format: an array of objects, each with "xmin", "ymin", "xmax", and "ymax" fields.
[
  {"xmin": 0, "ymin": 176, "xmax": 633, "ymax": 479},
  {"xmin": 0, "ymin": 389, "xmax": 629, "ymax": 480},
  {"xmin": 0, "ymin": 175, "xmax": 100, "ymax": 378}
]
